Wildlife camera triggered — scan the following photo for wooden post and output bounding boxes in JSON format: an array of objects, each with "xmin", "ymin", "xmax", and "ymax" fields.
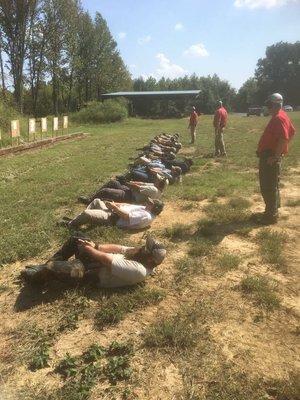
[
  {"xmin": 41, "ymin": 117, "xmax": 47, "ymax": 139},
  {"xmin": 29, "ymin": 118, "xmax": 36, "ymax": 141},
  {"xmin": 63, "ymin": 116, "xmax": 69, "ymax": 135},
  {"xmin": 53, "ymin": 117, "xmax": 59, "ymax": 137},
  {"xmin": 11, "ymin": 120, "xmax": 20, "ymax": 147}
]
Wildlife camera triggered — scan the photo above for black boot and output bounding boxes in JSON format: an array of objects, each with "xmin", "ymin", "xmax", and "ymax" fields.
[{"xmin": 21, "ymin": 264, "xmax": 53, "ymax": 284}]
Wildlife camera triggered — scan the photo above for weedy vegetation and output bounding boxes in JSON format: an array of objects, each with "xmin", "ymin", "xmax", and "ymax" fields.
[
  {"xmin": 144, "ymin": 301, "xmax": 213, "ymax": 351},
  {"xmin": 163, "ymin": 222, "xmax": 191, "ymax": 241},
  {"xmin": 95, "ymin": 286, "xmax": 165, "ymax": 329},
  {"xmin": 216, "ymin": 252, "xmax": 241, "ymax": 272},
  {"xmin": 188, "ymin": 238, "xmax": 214, "ymax": 258},
  {"xmin": 174, "ymin": 256, "xmax": 205, "ymax": 285},
  {"xmin": 240, "ymin": 275, "xmax": 281, "ymax": 311},
  {"xmin": 285, "ymin": 198, "xmax": 300, "ymax": 207},
  {"xmin": 256, "ymin": 229, "xmax": 288, "ymax": 267}
]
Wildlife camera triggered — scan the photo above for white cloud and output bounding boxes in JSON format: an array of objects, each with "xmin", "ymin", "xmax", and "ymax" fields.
[
  {"xmin": 174, "ymin": 22, "xmax": 184, "ymax": 31},
  {"xmin": 138, "ymin": 35, "xmax": 152, "ymax": 45},
  {"xmin": 118, "ymin": 32, "xmax": 127, "ymax": 39},
  {"xmin": 153, "ymin": 53, "xmax": 187, "ymax": 79},
  {"xmin": 183, "ymin": 43, "xmax": 209, "ymax": 58},
  {"xmin": 234, "ymin": 0, "xmax": 298, "ymax": 9}
]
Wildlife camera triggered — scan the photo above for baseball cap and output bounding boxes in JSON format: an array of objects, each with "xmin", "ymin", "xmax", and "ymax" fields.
[
  {"xmin": 171, "ymin": 166, "xmax": 182, "ymax": 177},
  {"xmin": 144, "ymin": 235, "xmax": 167, "ymax": 265},
  {"xmin": 151, "ymin": 199, "xmax": 164, "ymax": 215},
  {"xmin": 265, "ymin": 93, "xmax": 283, "ymax": 106}
]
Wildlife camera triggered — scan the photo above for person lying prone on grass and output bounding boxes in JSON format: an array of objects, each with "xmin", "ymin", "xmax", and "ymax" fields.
[
  {"xmin": 60, "ymin": 198, "xmax": 164, "ymax": 230},
  {"xmin": 130, "ymin": 165, "xmax": 182, "ymax": 184},
  {"xmin": 21, "ymin": 235, "xmax": 167, "ymax": 288},
  {"xmin": 78, "ymin": 177, "xmax": 168, "ymax": 205}
]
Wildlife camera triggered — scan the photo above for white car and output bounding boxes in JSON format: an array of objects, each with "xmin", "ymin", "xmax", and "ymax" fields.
[{"xmin": 283, "ymin": 105, "xmax": 293, "ymax": 112}]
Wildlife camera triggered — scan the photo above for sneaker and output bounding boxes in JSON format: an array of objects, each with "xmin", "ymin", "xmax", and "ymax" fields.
[
  {"xmin": 62, "ymin": 216, "xmax": 72, "ymax": 221},
  {"xmin": 57, "ymin": 220, "xmax": 70, "ymax": 227},
  {"xmin": 78, "ymin": 196, "xmax": 90, "ymax": 205},
  {"xmin": 21, "ymin": 264, "xmax": 51, "ymax": 284}
]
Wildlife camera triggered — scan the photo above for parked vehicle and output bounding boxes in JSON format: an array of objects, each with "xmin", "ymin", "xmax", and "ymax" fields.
[
  {"xmin": 247, "ymin": 106, "xmax": 262, "ymax": 116},
  {"xmin": 283, "ymin": 105, "xmax": 293, "ymax": 112},
  {"xmin": 262, "ymin": 106, "xmax": 269, "ymax": 116}
]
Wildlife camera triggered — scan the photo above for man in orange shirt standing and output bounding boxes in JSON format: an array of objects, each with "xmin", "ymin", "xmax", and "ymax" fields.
[
  {"xmin": 213, "ymin": 100, "xmax": 228, "ymax": 156},
  {"xmin": 256, "ymin": 93, "xmax": 295, "ymax": 224},
  {"xmin": 188, "ymin": 106, "xmax": 198, "ymax": 144}
]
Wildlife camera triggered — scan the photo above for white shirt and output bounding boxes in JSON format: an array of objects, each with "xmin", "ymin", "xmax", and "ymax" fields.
[{"xmin": 116, "ymin": 204, "xmax": 153, "ymax": 229}]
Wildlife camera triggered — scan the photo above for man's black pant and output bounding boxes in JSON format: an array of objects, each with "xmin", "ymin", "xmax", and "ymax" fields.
[
  {"xmin": 259, "ymin": 151, "xmax": 281, "ymax": 217},
  {"xmin": 52, "ymin": 236, "xmax": 93, "ymax": 267},
  {"xmin": 89, "ymin": 180, "xmax": 132, "ymax": 202}
]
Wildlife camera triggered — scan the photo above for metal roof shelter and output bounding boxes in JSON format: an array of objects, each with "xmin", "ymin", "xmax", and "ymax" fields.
[{"xmin": 101, "ymin": 90, "xmax": 201, "ymax": 99}]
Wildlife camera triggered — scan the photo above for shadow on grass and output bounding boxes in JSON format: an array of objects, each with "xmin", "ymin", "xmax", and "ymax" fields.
[
  {"xmin": 184, "ymin": 200, "xmax": 260, "ymax": 250},
  {"xmin": 14, "ymin": 277, "xmax": 147, "ymax": 313},
  {"xmin": 196, "ymin": 216, "xmax": 260, "ymax": 245},
  {"xmin": 14, "ymin": 279, "xmax": 89, "ymax": 312}
]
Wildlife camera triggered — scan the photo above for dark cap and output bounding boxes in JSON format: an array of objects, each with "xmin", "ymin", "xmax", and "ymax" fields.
[
  {"xmin": 171, "ymin": 166, "xmax": 182, "ymax": 177},
  {"xmin": 151, "ymin": 199, "xmax": 164, "ymax": 215}
]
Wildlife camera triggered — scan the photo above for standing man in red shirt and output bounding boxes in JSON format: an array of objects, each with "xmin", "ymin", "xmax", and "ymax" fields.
[
  {"xmin": 213, "ymin": 100, "xmax": 228, "ymax": 156},
  {"xmin": 188, "ymin": 106, "xmax": 198, "ymax": 144},
  {"xmin": 256, "ymin": 93, "xmax": 296, "ymax": 224}
]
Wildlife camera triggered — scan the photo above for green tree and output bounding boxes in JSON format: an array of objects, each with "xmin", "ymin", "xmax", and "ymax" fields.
[
  {"xmin": 43, "ymin": 0, "xmax": 67, "ymax": 114},
  {"xmin": 75, "ymin": 11, "xmax": 95, "ymax": 105},
  {"xmin": 93, "ymin": 12, "xmax": 131, "ymax": 100},
  {"xmin": 235, "ymin": 77, "xmax": 259, "ymax": 112},
  {"xmin": 132, "ymin": 74, "xmax": 236, "ymax": 117},
  {"xmin": 26, "ymin": 2, "xmax": 47, "ymax": 116},
  {"xmin": 0, "ymin": 0, "xmax": 39, "ymax": 111},
  {"xmin": 255, "ymin": 41, "xmax": 300, "ymax": 105}
]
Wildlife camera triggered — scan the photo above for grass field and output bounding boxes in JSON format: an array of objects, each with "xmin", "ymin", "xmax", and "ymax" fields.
[{"xmin": 0, "ymin": 113, "xmax": 299, "ymax": 399}]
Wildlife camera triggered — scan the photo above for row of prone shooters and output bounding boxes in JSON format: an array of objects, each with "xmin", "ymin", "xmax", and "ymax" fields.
[{"xmin": 22, "ymin": 133, "xmax": 193, "ymax": 289}]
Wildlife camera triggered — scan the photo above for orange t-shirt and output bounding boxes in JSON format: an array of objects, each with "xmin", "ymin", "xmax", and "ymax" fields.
[
  {"xmin": 189, "ymin": 111, "xmax": 198, "ymax": 126},
  {"xmin": 213, "ymin": 106, "xmax": 228, "ymax": 128},
  {"xmin": 257, "ymin": 109, "xmax": 295, "ymax": 155}
]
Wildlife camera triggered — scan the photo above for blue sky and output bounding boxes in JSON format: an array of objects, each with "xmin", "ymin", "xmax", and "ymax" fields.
[{"xmin": 82, "ymin": 0, "xmax": 300, "ymax": 89}]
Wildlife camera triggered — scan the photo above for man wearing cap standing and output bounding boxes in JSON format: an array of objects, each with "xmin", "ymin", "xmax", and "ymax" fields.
[
  {"xmin": 213, "ymin": 100, "xmax": 228, "ymax": 156},
  {"xmin": 188, "ymin": 106, "xmax": 198, "ymax": 144},
  {"xmin": 256, "ymin": 93, "xmax": 295, "ymax": 224},
  {"xmin": 21, "ymin": 235, "xmax": 167, "ymax": 288}
]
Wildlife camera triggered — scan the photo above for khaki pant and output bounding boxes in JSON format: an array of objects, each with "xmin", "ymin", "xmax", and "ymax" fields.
[
  {"xmin": 190, "ymin": 125, "xmax": 197, "ymax": 143},
  {"xmin": 69, "ymin": 199, "xmax": 114, "ymax": 228},
  {"xmin": 215, "ymin": 127, "xmax": 226, "ymax": 156}
]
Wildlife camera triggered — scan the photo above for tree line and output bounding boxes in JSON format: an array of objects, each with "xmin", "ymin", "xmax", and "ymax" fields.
[
  {"xmin": 131, "ymin": 74, "xmax": 236, "ymax": 117},
  {"xmin": 0, "ymin": 1, "xmax": 298, "ymax": 119},
  {"xmin": 132, "ymin": 41, "xmax": 300, "ymax": 117},
  {"xmin": 0, "ymin": 0, "xmax": 131, "ymax": 116}
]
